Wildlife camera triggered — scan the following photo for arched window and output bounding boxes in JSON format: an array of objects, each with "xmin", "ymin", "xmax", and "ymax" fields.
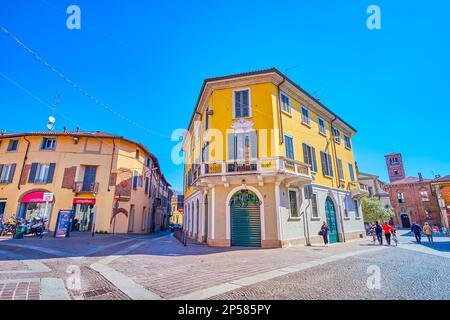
[{"xmin": 397, "ymin": 191, "xmax": 405, "ymax": 203}]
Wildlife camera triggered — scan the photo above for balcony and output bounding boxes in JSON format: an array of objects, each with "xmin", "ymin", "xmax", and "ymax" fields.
[
  {"xmin": 348, "ymin": 182, "xmax": 370, "ymax": 199},
  {"xmin": 73, "ymin": 181, "xmax": 99, "ymax": 194},
  {"xmin": 191, "ymin": 157, "xmax": 312, "ymax": 188}
]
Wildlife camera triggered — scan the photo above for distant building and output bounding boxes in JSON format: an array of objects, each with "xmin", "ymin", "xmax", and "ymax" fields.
[
  {"xmin": 170, "ymin": 193, "xmax": 184, "ymax": 226},
  {"xmin": 358, "ymin": 172, "xmax": 392, "ymax": 210},
  {"xmin": 430, "ymin": 175, "xmax": 450, "ymax": 228},
  {"xmin": 384, "ymin": 153, "xmax": 440, "ymax": 228}
]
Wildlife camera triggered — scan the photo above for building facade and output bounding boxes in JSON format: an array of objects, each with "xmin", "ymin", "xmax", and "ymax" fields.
[
  {"xmin": 384, "ymin": 153, "xmax": 440, "ymax": 228},
  {"xmin": 431, "ymin": 175, "xmax": 450, "ymax": 228},
  {"xmin": 182, "ymin": 68, "xmax": 368, "ymax": 248},
  {"xmin": 170, "ymin": 193, "xmax": 184, "ymax": 226},
  {"xmin": 0, "ymin": 131, "xmax": 170, "ymax": 234},
  {"xmin": 358, "ymin": 172, "xmax": 392, "ymax": 210}
]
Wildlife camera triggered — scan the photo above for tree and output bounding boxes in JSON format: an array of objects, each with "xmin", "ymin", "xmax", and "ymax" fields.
[{"xmin": 361, "ymin": 197, "xmax": 392, "ymax": 223}]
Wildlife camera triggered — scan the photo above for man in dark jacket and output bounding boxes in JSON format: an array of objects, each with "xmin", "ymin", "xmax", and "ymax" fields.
[
  {"xmin": 374, "ymin": 221, "xmax": 383, "ymax": 245},
  {"xmin": 411, "ymin": 222, "xmax": 422, "ymax": 244}
]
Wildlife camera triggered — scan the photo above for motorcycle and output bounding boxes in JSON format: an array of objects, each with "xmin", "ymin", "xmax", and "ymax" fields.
[{"xmin": 25, "ymin": 217, "xmax": 46, "ymax": 238}]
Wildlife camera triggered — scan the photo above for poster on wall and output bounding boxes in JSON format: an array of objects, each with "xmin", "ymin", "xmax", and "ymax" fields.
[{"xmin": 54, "ymin": 210, "xmax": 74, "ymax": 238}]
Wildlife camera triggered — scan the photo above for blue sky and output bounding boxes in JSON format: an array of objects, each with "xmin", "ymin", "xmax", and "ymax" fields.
[{"xmin": 1, "ymin": 0, "xmax": 449, "ymax": 191}]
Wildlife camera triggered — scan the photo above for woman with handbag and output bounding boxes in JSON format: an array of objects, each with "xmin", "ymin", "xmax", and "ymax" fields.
[{"xmin": 319, "ymin": 221, "xmax": 329, "ymax": 247}]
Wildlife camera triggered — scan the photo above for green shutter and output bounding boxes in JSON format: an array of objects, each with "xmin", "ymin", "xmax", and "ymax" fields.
[
  {"xmin": 231, "ymin": 203, "xmax": 261, "ymax": 247},
  {"xmin": 29, "ymin": 163, "xmax": 38, "ymax": 183},
  {"xmin": 228, "ymin": 134, "xmax": 236, "ymax": 160},
  {"xmin": 311, "ymin": 147, "xmax": 317, "ymax": 172},
  {"xmin": 46, "ymin": 163, "xmax": 56, "ymax": 183}
]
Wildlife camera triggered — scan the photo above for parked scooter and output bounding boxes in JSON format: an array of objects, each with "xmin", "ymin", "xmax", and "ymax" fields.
[{"xmin": 24, "ymin": 217, "xmax": 46, "ymax": 238}]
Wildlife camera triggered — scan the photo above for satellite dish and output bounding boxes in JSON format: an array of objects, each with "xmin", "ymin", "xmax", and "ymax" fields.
[
  {"xmin": 46, "ymin": 123, "xmax": 54, "ymax": 131},
  {"xmin": 48, "ymin": 116, "xmax": 56, "ymax": 124}
]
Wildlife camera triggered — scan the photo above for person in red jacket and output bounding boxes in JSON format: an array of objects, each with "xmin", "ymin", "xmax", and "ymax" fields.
[{"xmin": 382, "ymin": 222, "xmax": 395, "ymax": 245}]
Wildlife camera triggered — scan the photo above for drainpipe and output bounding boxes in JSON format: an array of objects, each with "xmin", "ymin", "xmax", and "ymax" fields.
[
  {"xmin": 108, "ymin": 139, "xmax": 116, "ymax": 192},
  {"xmin": 17, "ymin": 136, "xmax": 30, "ymax": 190},
  {"xmin": 276, "ymin": 77, "xmax": 286, "ymax": 146},
  {"xmin": 330, "ymin": 117, "xmax": 346, "ymax": 242}
]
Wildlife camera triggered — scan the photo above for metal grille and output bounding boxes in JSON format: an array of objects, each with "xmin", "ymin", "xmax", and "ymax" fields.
[{"xmin": 231, "ymin": 204, "xmax": 261, "ymax": 247}]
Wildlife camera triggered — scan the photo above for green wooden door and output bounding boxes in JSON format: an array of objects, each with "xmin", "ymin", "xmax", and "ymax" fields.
[
  {"xmin": 230, "ymin": 190, "xmax": 261, "ymax": 247},
  {"xmin": 325, "ymin": 197, "xmax": 339, "ymax": 244}
]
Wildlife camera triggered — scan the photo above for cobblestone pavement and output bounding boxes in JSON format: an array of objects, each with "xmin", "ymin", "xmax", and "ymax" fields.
[
  {"xmin": 1, "ymin": 230, "xmax": 448, "ymax": 300},
  {"xmin": 108, "ymin": 235, "xmax": 386, "ymax": 299},
  {"xmin": 0, "ymin": 280, "xmax": 40, "ymax": 300},
  {"xmin": 211, "ymin": 247, "xmax": 450, "ymax": 300}
]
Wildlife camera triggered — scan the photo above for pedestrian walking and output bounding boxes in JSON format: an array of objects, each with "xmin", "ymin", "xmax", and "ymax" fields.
[
  {"xmin": 382, "ymin": 222, "xmax": 395, "ymax": 245},
  {"xmin": 374, "ymin": 221, "xmax": 383, "ymax": 245},
  {"xmin": 423, "ymin": 222, "xmax": 434, "ymax": 244},
  {"xmin": 319, "ymin": 221, "xmax": 329, "ymax": 247},
  {"xmin": 411, "ymin": 222, "xmax": 422, "ymax": 244}
]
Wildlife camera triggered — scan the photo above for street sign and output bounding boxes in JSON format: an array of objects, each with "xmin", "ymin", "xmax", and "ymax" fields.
[
  {"xmin": 178, "ymin": 208, "xmax": 183, "ymax": 213},
  {"xmin": 43, "ymin": 192, "xmax": 54, "ymax": 202},
  {"xmin": 114, "ymin": 194, "xmax": 120, "ymax": 200}
]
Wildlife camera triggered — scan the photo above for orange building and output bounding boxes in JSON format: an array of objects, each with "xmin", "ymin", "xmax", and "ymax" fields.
[
  {"xmin": 431, "ymin": 175, "xmax": 450, "ymax": 228},
  {"xmin": 0, "ymin": 131, "xmax": 170, "ymax": 234}
]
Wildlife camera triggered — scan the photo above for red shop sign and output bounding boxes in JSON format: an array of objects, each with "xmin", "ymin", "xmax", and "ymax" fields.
[
  {"xmin": 73, "ymin": 198, "xmax": 96, "ymax": 205},
  {"xmin": 21, "ymin": 192, "xmax": 55, "ymax": 203}
]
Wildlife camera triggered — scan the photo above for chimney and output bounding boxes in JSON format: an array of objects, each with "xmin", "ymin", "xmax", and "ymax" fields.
[{"xmin": 418, "ymin": 172, "xmax": 423, "ymax": 182}]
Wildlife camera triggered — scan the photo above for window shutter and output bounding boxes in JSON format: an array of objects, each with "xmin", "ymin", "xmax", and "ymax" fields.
[
  {"xmin": 234, "ymin": 92, "xmax": 242, "ymax": 118},
  {"xmin": 0, "ymin": 164, "xmax": 3, "ymax": 179},
  {"xmin": 8, "ymin": 164, "xmax": 16, "ymax": 183},
  {"xmin": 320, "ymin": 152, "xmax": 327, "ymax": 176},
  {"xmin": 242, "ymin": 91, "xmax": 249, "ymax": 117},
  {"xmin": 250, "ymin": 131, "xmax": 257, "ymax": 158},
  {"xmin": 46, "ymin": 163, "xmax": 56, "ymax": 183},
  {"xmin": 29, "ymin": 163, "xmax": 38, "ymax": 183},
  {"xmin": 227, "ymin": 134, "xmax": 236, "ymax": 160},
  {"xmin": 302, "ymin": 144, "xmax": 308, "ymax": 165},
  {"xmin": 327, "ymin": 154, "xmax": 334, "ymax": 177},
  {"xmin": 311, "ymin": 147, "xmax": 317, "ymax": 172}
]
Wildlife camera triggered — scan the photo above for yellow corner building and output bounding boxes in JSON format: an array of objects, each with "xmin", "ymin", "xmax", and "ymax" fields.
[
  {"xmin": 0, "ymin": 131, "xmax": 170, "ymax": 234},
  {"xmin": 182, "ymin": 68, "xmax": 369, "ymax": 248}
]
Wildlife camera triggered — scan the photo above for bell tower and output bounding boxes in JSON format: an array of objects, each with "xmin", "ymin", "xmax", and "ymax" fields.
[{"xmin": 385, "ymin": 153, "xmax": 406, "ymax": 182}]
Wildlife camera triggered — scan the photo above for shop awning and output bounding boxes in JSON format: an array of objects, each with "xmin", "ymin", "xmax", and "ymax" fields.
[{"xmin": 21, "ymin": 192, "xmax": 54, "ymax": 203}]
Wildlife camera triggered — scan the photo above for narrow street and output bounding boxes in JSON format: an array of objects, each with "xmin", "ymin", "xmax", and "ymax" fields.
[{"xmin": 0, "ymin": 231, "xmax": 448, "ymax": 300}]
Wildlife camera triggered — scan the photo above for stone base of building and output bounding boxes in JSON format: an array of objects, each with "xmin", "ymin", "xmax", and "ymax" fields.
[
  {"xmin": 207, "ymin": 239, "xmax": 231, "ymax": 247},
  {"xmin": 261, "ymin": 240, "xmax": 282, "ymax": 248}
]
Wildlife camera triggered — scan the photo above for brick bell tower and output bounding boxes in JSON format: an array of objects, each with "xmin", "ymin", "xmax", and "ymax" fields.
[{"xmin": 385, "ymin": 153, "xmax": 406, "ymax": 183}]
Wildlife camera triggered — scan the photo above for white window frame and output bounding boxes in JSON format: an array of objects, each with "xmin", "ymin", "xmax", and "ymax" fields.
[
  {"xmin": 0, "ymin": 164, "xmax": 12, "ymax": 182},
  {"xmin": 332, "ymin": 127, "xmax": 341, "ymax": 144},
  {"xmin": 348, "ymin": 162, "xmax": 355, "ymax": 182},
  {"xmin": 301, "ymin": 106, "xmax": 310, "ymax": 126},
  {"xmin": 7, "ymin": 139, "xmax": 19, "ymax": 152},
  {"xmin": 41, "ymin": 137, "xmax": 56, "ymax": 151},
  {"xmin": 303, "ymin": 142, "xmax": 317, "ymax": 173},
  {"xmin": 318, "ymin": 117, "xmax": 326, "ymax": 135},
  {"xmin": 284, "ymin": 134, "xmax": 295, "ymax": 160},
  {"xmin": 280, "ymin": 92, "xmax": 291, "ymax": 114},
  {"xmin": 420, "ymin": 191, "xmax": 430, "ymax": 202},
  {"xmin": 288, "ymin": 188, "xmax": 300, "ymax": 219},
  {"xmin": 232, "ymin": 88, "xmax": 252, "ymax": 119},
  {"xmin": 35, "ymin": 164, "xmax": 50, "ymax": 184},
  {"xmin": 311, "ymin": 193, "xmax": 319, "ymax": 218},
  {"xmin": 344, "ymin": 134, "xmax": 352, "ymax": 149}
]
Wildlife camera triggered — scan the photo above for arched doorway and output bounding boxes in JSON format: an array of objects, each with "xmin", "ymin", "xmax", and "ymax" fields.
[
  {"xmin": 204, "ymin": 195, "xmax": 208, "ymax": 241},
  {"xmin": 401, "ymin": 214, "xmax": 411, "ymax": 228},
  {"xmin": 325, "ymin": 197, "xmax": 339, "ymax": 244},
  {"xmin": 230, "ymin": 189, "xmax": 261, "ymax": 247}
]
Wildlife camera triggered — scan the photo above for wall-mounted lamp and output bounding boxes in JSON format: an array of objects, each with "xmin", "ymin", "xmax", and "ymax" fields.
[{"xmin": 73, "ymin": 136, "xmax": 79, "ymax": 144}]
